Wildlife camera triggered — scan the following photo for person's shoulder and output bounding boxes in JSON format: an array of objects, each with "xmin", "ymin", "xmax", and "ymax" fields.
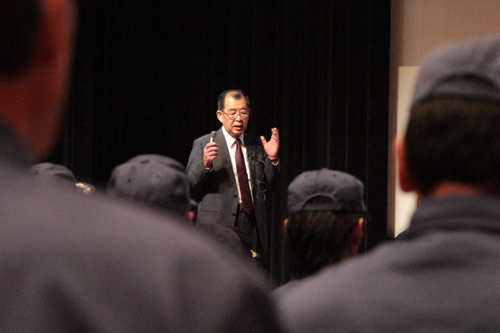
[
  {"xmin": 0, "ymin": 166, "xmax": 282, "ymax": 330},
  {"xmin": 40, "ymin": 186, "xmax": 226, "ymax": 262},
  {"xmin": 272, "ymin": 279, "xmax": 301, "ymax": 299},
  {"xmin": 0, "ymin": 162, "xmax": 210, "ymax": 259},
  {"xmin": 274, "ymin": 260, "xmax": 363, "ymax": 332},
  {"xmin": 280, "ymin": 242, "xmax": 397, "ymax": 300},
  {"xmin": 276, "ymin": 242, "xmax": 409, "ymax": 330}
]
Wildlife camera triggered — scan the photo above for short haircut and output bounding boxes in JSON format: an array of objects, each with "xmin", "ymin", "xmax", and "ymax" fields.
[
  {"xmin": 405, "ymin": 97, "xmax": 500, "ymax": 195},
  {"xmin": 0, "ymin": 0, "xmax": 42, "ymax": 77},
  {"xmin": 217, "ymin": 89, "xmax": 250, "ymax": 111},
  {"xmin": 285, "ymin": 197, "xmax": 362, "ymax": 279}
]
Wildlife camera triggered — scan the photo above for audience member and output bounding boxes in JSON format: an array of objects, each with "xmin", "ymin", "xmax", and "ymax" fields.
[
  {"xmin": 31, "ymin": 162, "xmax": 96, "ymax": 195},
  {"xmin": 0, "ymin": 0, "xmax": 283, "ymax": 331},
  {"xmin": 273, "ymin": 169, "xmax": 368, "ymax": 296},
  {"xmin": 31, "ymin": 162, "xmax": 77, "ymax": 184},
  {"xmin": 277, "ymin": 34, "xmax": 500, "ymax": 332},
  {"xmin": 107, "ymin": 154, "xmax": 193, "ymax": 220},
  {"xmin": 107, "ymin": 154, "xmax": 253, "ymax": 259}
]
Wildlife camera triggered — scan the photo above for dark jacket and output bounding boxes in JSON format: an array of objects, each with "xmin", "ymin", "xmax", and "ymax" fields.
[
  {"xmin": 277, "ymin": 194, "xmax": 500, "ymax": 332},
  {"xmin": 0, "ymin": 124, "xmax": 283, "ymax": 332}
]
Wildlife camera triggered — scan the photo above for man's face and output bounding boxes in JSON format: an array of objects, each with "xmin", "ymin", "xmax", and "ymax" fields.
[{"xmin": 216, "ymin": 95, "xmax": 250, "ymax": 139}]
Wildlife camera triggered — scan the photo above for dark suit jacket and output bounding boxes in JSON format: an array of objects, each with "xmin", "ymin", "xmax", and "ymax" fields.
[{"xmin": 187, "ymin": 127, "xmax": 280, "ymax": 251}]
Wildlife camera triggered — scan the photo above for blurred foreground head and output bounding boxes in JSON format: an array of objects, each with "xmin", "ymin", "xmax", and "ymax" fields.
[
  {"xmin": 398, "ymin": 35, "xmax": 500, "ymax": 197},
  {"xmin": 0, "ymin": 0, "xmax": 75, "ymax": 161},
  {"xmin": 0, "ymin": 3, "xmax": 285, "ymax": 332}
]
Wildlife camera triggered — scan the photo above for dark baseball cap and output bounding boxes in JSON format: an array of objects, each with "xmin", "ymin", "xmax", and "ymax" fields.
[
  {"xmin": 287, "ymin": 168, "xmax": 370, "ymax": 220},
  {"xmin": 31, "ymin": 162, "xmax": 76, "ymax": 184},
  {"xmin": 412, "ymin": 34, "xmax": 500, "ymax": 108},
  {"xmin": 107, "ymin": 154, "xmax": 191, "ymax": 216}
]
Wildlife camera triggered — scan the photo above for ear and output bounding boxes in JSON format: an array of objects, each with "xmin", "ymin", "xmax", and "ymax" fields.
[
  {"xmin": 352, "ymin": 218, "xmax": 364, "ymax": 246},
  {"xmin": 216, "ymin": 110, "xmax": 224, "ymax": 123},
  {"xmin": 283, "ymin": 218, "xmax": 289, "ymax": 239},
  {"xmin": 349, "ymin": 218, "xmax": 364, "ymax": 256},
  {"xmin": 394, "ymin": 137, "xmax": 416, "ymax": 192},
  {"xmin": 185, "ymin": 211, "xmax": 195, "ymax": 223}
]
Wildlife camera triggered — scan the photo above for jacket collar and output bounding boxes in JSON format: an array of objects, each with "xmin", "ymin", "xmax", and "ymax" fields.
[{"xmin": 399, "ymin": 194, "xmax": 500, "ymax": 240}]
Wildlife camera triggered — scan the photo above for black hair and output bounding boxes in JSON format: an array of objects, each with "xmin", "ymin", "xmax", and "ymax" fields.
[
  {"xmin": 406, "ymin": 97, "xmax": 500, "ymax": 195},
  {"xmin": 285, "ymin": 197, "xmax": 362, "ymax": 279},
  {"xmin": 217, "ymin": 89, "xmax": 250, "ymax": 111}
]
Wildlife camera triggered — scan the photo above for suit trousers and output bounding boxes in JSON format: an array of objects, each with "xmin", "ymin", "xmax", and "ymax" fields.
[
  {"xmin": 235, "ymin": 205, "xmax": 271, "ymax": 273},
  {"xmin": 234, "ymin": 205, "xmax": 258, "ymax": 252}
]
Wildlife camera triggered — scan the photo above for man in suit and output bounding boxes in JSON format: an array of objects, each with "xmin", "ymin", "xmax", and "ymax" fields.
[
  {"xmin": 277, "ymin": 35, "xmax": 500, "ymax": 332},
  {"xmin": 0, "ymin": 1, "xmax": 283, "ymax": 331},
  {"xmin": 187, "ymin": 89, "xmax": 280, "ymax": 258}
]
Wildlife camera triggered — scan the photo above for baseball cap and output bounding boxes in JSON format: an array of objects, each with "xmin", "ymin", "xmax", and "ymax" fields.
[
  {"xmin": 107, "ymin": 154, "xmax": 191, "ymax": 216},
  {"xmin": 31, "ymin": 162, "xmax": 76, "ymax": 184},
  {"xmin": 287, "ymin": 168, "xmax": 370, "ymax": 220},
  {"xmin": 412, "ymin": 34, "xmax": 500, "ymax": 107},
  {"xmin": 31, "ymin": 163, "xmax": 97, "ymax": 195}
]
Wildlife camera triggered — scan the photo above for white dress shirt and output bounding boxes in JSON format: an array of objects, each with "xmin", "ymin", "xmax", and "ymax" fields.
[{"xmin": 221, "ymin": 127, "xmax": 254, "ymax": 204}]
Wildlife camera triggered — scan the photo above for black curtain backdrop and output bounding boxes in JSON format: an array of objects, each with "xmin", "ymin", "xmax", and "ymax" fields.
[{"xmin": 51, "ymin": 0, "xmax": 390, "ymax": 285}]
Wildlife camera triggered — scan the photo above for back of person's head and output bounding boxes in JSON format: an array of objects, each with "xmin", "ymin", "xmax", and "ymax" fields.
[
  {"xmin": 403, "ymin": 35, "xmax": 500, "ymax": 196},
  {"xmin": 107, "ymin": 154, "xmax": 192, "ymax": 218},
  {"xmin": 285, "ymin": 169, "xmax": 369, "ymax": 279}
]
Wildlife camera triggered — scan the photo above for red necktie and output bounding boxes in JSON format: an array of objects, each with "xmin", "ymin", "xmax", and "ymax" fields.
[{"xmin": 235, "ymin": 139, "xmax": 253, "ymax": 214}]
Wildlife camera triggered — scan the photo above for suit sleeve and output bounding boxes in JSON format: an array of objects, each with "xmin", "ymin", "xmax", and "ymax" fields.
[
  {"xmin": 186, "ymin": 138, "xmax": 211, "ymax": 202},
  {"xmin": 264, "ymin": 156, "xmax": 280, "ymax": 193}
]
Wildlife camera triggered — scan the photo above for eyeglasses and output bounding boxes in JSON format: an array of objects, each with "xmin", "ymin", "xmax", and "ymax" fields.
[{"xmin": 220, "ymin": 109, "xmax": 251, "ymax": 120}]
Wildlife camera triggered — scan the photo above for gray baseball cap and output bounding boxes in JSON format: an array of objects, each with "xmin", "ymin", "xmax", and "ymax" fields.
[
  {"xmin": 107, "ymin": 154, "xmax": 190, "ymax": 216},
  {"xmin": 287, "ymin": 168, "xmax": 370, "ymax": 220},
  {"xmin": 31, "ymin": 162, "xmax": 76, "ymax": 184},
  {"xmin": 412, "ymin": 34, "xmax": 500, "ymax": 108}
]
